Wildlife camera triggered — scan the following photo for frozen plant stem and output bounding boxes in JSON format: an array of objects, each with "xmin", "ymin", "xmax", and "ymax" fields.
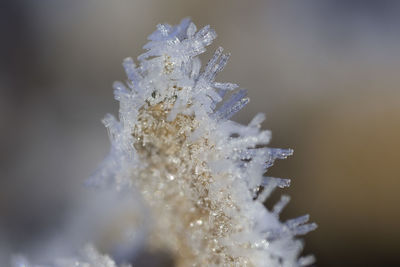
[
  {"xmin": 94, "ymin": 17, "xmax": 317, "ymax": 266},
  {"xmin": 14, "ymin": 18, "xmax": 316, "ymax": 267}
]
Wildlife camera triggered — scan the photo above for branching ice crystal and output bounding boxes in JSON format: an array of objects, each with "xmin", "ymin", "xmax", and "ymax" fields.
[{"xmin": 13, "ymin": 18, "xmax": 316, "ymax": 267}]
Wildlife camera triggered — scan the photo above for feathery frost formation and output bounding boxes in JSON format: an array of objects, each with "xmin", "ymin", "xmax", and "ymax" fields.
[{"xmin": 13, "ymin": 18, "xmax": 316, "ymax": 267}]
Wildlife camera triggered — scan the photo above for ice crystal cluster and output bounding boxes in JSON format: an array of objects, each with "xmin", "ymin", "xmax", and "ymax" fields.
[{"xmin": 13, "ymin": 18, "xmax": 316, "ymax": 267}]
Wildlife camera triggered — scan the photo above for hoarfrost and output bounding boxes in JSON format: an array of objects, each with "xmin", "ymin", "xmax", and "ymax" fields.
[{"xmin": 15, "ymin": 18, "xmax": 316, "ymax": 267}]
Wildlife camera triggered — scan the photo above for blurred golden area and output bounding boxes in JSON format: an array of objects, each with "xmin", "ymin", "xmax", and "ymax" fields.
[{"xmin": 1, "ymin": 0, "xmax": 399, "ymax": 266}]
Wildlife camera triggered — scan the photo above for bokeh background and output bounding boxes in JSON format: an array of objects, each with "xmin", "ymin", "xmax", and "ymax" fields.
[{"xmin": 1, "ymin": 0, "xmax": 400, "ymax": 266}]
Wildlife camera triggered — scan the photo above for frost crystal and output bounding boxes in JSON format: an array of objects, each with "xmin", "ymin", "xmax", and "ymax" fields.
[
  {"xmin": 14, "ymin": 18, "xmax": 316, "ymax": 267},
  {"xmin": 91, "ymin": 17, "xmax": 316, "ymax": 266}
]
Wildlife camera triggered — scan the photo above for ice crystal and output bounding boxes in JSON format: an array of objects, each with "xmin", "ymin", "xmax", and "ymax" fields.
[{"xmin": 13, "ymin": 18, "xmax": 316, "ymax": 267}]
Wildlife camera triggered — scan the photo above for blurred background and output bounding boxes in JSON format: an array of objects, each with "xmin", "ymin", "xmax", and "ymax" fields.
[{"xmin": 1, "ymin": 0, "xmax": 400, "ymax": 266}]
